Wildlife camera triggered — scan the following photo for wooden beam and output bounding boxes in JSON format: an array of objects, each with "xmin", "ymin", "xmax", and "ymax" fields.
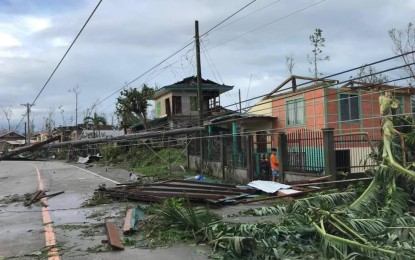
[
  {"xmin": 105, "ymin": 222, "xmax": 124, "ymax": 250},
  {"xmin": 292, "ymin": 177, "xmax": 373, "ymax": 187},
  {"xmin": 123, "ymin": 209, "xmax": 133, "ymax": 235}
]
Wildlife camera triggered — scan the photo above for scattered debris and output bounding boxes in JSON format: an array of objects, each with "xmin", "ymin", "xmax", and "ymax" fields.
[
  {"xmin": 25, "ymin": 190, "xmax": 45, "ymax": 206},
  {"xmin": 78, "ymin": 154, "xmax": 102, "ymax": 164},
  {"xmin": 97, "ymin": 179, "xmax": 257, "ymax": 205},
  {"xmin": 123, "ymin": 207, "xmax": 144, "ymax": 235},
  {"xmin": 105, "ymin": 222, "xmax": 124, "ymax": 250},
  {"xmin": 129, "ymin": 172, "xmax": 139, "ymax": 181},
  {"xmin": 42, "ymin": 191, "xmax": 65, "ymax": 199},
  {"xmin": 247, "ymin": 180, "xmax": 291, "ymax": 193}
]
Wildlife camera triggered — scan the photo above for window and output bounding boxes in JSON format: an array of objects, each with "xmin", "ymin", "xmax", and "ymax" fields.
[
  {"xmin": 394, "ymin": 95, "xmax": 404, "ymax": 116},
  {"xmin": 286, "ymin": 98, "xmax": 305, "ymax": 125},
  {"xmin": 172, "ymin": 96, "xmax": 182, "ymax": 115},
  {"xmin": 340, "ymin": 94, "xmax": 359, "ymax": 121},
  {"xmin": 156, "ymin": 102, "xmax": 161, "ymax": 116},
  {"xmin": 190, "ymin": 96, "xmax": 198, "ymax": 111}
]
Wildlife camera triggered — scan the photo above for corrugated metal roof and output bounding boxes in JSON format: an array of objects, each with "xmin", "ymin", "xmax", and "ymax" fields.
[
  {"xmin": 247, "ymin": 180, "xmax": 291, "ymax": 193},
  {"xmin": 209, "ymin": 113, "xmax": 274, "ymax": 124}
]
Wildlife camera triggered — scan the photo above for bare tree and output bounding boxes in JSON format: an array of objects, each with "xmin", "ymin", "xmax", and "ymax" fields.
[
  {"xmin": 285, "ymin": 53, "xmax": 295, "ymax": 76},
  {"xmin": 109, "ymin": 112, "xmax": 116, "ymax": 127},
  {"xmin": 42, "ymin": 107, "xmax": 56, "ymax": 136},
  {"xmin": 58, "ymin": 105, "xmax": 66, "ymax": 126},
  {"xmin": 84, "ymin": 99, "xmax": 100, "ymax": 119},
  {"xmin": 29, "ymin": 116, "xmax": 35, "ymax": 137},
  {"xmin": 389, "ymin": 23, "xmax": 415, "ymax": 84},
  {"xmin": 1, "ymin": 105, "xmax": 13, "ymax": 131},
  {"xmin": 355, "ymin": 64, "xmax": 389, "ymax": 84},
  {"xmin": 307, "ymin": 28, "xmax": 330, "ymax": 78}
]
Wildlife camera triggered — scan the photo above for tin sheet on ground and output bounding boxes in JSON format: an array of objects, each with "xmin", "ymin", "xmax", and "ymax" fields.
[{"xmin": 247, "ymin": 180, "xmax": 291, "ymax": 193}]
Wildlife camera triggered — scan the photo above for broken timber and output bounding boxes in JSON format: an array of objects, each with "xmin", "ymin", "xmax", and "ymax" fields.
[
  {"xmin": 105, "ymin": 222, "xmax": 124, "ymax": 250},
  {"xmin": 292, "ymin": 177, "xmax": 373, "ymax": 187},
  {"xmin": 0, "ymin": 135, "xmax": 60, "ymax": 161}
]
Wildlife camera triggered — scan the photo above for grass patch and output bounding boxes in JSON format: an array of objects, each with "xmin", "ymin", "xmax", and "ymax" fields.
[
  {"xmin": 81, "ymin": 192, "xmax": 112, "ymax": 207},
  {"xmin": 86, "ymin": 210, "xmax": 107, "ymax": 220},
  {"xmin": 99, "ymin": 145, "xmax": 190, "ymax": 178},
  {"xmin": 56, "ymin": 224, "xmax": 88, "ymax": 231},
  {"xmin": 86, "ymin": 244, "xmax": 112, "ymax": 253},
  {"xmin": 0, "ymin": 193, "xmax": 32, "ymax": 206},
  {"xmin": 80, "ymin": 224, "xmax": 103, "ymax": 237},
  {"xmin": 121, "ymin": 237, "xmax": 137, "ymax": 246}
]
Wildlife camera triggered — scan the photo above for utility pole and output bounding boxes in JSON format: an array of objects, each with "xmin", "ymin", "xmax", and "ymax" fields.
[
  {"xmin": 238, "ymin": 89, "xmax": 242, "ymax": 113},
  {"xmin": 69, "ymin": 85, "xmax": 81, "ymax": 128},
  {"xmin": 195, "ymin": 20, "xmax": 205, "ymax": 165},
  {"xmin": 195, "ymin": 21, "xmax": 203, "ymax": 126},
  {"xmin": 21, "ymin": 103, "xmax": 34, "ymax": 145}
]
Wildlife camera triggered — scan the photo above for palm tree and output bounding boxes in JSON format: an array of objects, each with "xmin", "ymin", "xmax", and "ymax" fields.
[{"xmin": 83, "ymin": 112, "xmax": 107, "ymax": 138}]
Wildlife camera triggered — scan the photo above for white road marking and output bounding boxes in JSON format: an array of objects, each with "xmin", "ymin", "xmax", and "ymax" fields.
[{"xmin": 69, "ymin": 164, "xmax": 120, "ymax": 184}]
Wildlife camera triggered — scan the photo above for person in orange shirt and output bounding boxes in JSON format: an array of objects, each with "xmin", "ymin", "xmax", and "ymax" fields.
[{"xmin": 270, "ymin": 148, "xmax": 279, "ymax": 182}]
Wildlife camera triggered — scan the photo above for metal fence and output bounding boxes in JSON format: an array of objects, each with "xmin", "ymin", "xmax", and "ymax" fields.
[
  {"xmin": 187, "ymin": 133, "xmax": 201, "ymax": 156},
  {"xmin": 189, "ymin": 133, "xmax": 248, "ymax": 169},
  {"xmin": 334, "ymin": 132, "xmax": 381, "ymax": 174},
  {"xmin": 286, "ymin": 129, "xmax": 325, "ymax": 174}
]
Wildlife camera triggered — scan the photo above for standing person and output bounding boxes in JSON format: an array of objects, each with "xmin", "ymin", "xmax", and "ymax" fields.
[{"xmin": 270, "ymin": 148, "xmax": 280, "ymax": 182}]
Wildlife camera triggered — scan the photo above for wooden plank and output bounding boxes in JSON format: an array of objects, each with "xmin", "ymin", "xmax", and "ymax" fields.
[
  {"xmin": 241, "ymin": 187, "xmax": 330, "ymax": 204},
  {"xmin": 123, "ymin": 209, "xmax": 133, "ymax": 235},
  {"xmin": 105, "ymin": 222, "xmax": 124, "ymax": 250},
  {"xmin": 284, "ymin": 175, "xmax": 331, "ymax": 185},
  {"xmin": 25, "ymin": 190, "xmax": 44, "ymax": 206},
  {"xmin": 292, "ymin": 177, "xmax": 372, "ymax": 187}
]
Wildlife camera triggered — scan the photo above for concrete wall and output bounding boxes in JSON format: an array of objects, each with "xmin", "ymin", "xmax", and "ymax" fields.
[
  {"xmin": 188, "ymin": 155, "xmax": 250, "ymax": 183},
  {"xmin": 248, "ymin": 99, "xmax": 273, "ymax": 116},
  {"xmin": 284, "ymin": 172, "xmax": 321, "ymax": 182},
  {"xmin": 155, "ymin": 92, "xmax": 200, "ymax": 118}
]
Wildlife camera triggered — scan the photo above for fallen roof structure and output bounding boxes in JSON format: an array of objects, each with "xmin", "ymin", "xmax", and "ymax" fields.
[{"xmin": 98, "ymin": 179, "xmax": 257, "ymax": 205}]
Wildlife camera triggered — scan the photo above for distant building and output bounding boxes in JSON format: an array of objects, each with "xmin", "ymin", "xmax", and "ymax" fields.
[{"xmin": 0, "ymin": 131, "xmax": 26, "ymax": 152}]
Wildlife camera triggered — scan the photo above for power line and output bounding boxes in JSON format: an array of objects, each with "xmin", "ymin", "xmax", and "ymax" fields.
[
  {"xmin": 14, "ymin": 0, "xmax": 104, "ymax": 132},
  {"xmin": 200, "ymin": 0, "xmax": 257, "ymax": 38},
  {"xmin": 214, "ymin": 0, "xmax": 285, "ymax": 32},
  {"xmin": 208, "ymin": 0, "xmax": 327, "ymax": 50},
  {"xmin": 164, "ymin": 55, "xmax": 415, "ymax": 126},
  {"xmin": 217, "ymin": 51, "xmax": 415, "ymax": 113},
  {"xmin": 93, "ymin": 0, "xmax": 260, "ymax": 112}
]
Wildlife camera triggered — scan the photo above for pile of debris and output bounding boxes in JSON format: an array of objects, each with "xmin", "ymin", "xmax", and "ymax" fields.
[
  {"xmin": 96, "ymin": 176, "xmax": 374, "ymax": 206},
  {"xmin": 97, "ymin": 179, "xmax": 258, "ymax": 205}
]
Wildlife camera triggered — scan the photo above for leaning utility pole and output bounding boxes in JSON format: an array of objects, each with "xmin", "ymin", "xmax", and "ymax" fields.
[
  {"xmin": 69, "ymin": 85, "xmax": 81, "ymax": 128},
  {"xmin": 195, "ymin": 20, "xmax": 205, "ymax": 165},
  {"xmin": 21, "ymin": 103, "xmax": 34, "ymax": 145}
]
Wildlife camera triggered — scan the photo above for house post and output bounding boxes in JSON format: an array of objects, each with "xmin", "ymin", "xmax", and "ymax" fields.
[
  {"xmin": 322, "ymin": 128, "xmax": 336, "ymax": 180},
  {"xmin": 186, "ymin": 134, "xmax": 190, "ymax": 170},
  {"xmin": 278, "ymin": 132, "xmax": 288, "ymax": 182},
  {"xmin": 220, "ymin": 131, "xmax": 225, "ymax": 179},
  {"xmin": 232, "ymin": 122, "xmax": 238, "ymax": 166},
  {"xmin": 66, "ymin": 144, "xmax": 72, "ymax": 162},
  {"xmin": 246, "ymin": 135, "xmax": 254, "ymax": 181},
  {"xmin": 207, "ymin": 125, "xmax": 213, "ymax": 160}
]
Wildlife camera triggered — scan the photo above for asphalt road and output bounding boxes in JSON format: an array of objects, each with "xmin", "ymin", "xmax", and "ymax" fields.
[{"xmin": 0, "ymin": 160, "xmax": 209, "ymax": 259}]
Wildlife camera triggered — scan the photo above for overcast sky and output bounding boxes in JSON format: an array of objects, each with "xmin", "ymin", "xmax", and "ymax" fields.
[{"xmin": 0, "ymin": 0, "xmax": 414, "ymax": 132}]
